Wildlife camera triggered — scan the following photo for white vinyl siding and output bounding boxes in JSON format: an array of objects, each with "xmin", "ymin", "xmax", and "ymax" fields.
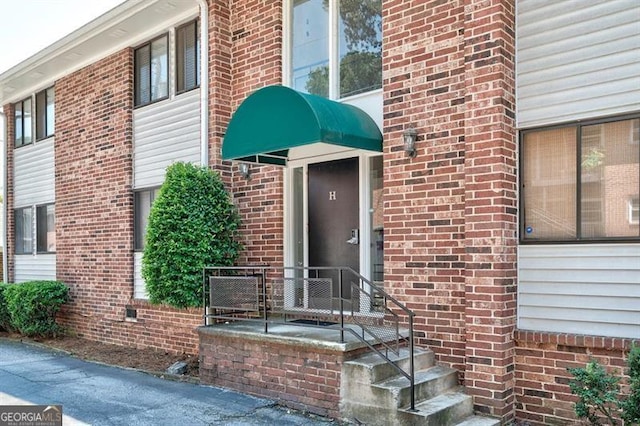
[
  {"xmin": 14, "ymin": 139, "xmax": 56, "ymax": 282},
  {"xmin": 133, "ymin": 89, "xmax": 201, "ymax": 188},
  {"xmin": 133, "ymin": 90, "xmax": 201, "ymax": 299},
  {"xmin": 14, "ymin": 139, "xmax": 55, "ymax": 207},
  {"xmin": 518, "ymin": 244, "xmax": 640, "ymax": 339},
  {"xmin": 517, "ymin": 0, "xmax": 640, "ymax": 128},
  {"xmin": 133, "ymin": 252, "xmax": 148, "ymax": 299},
  {"xmin": 15, "ymin": 254, "xmax": 56, "ymax": 283}
]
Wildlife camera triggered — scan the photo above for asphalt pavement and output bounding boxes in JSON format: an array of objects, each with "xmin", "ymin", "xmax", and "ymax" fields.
[{"xmin": 0, "ymin": 339, "xmax": 337, "ymax": 425}]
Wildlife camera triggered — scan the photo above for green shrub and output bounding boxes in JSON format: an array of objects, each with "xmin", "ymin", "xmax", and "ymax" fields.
[
  {"xmin": 568, "ymin": 346, "xmax": 640, "ymax": 426},
  {"xmin": 142, "ymin": 162, "xmax": 242, "ymax": 308},
  {"xmin": 3, "ymin": 281, "xmax": 69, "ymax": 337},
  {"xmin": 621, "ymin": 345, "xmax": 640, "ymax": 425},
  {"xmin": 568, "ymin": 360, "xmax": 620, "ymax": 425},
  {"xmin": 0, "ymin": 283, "xmax": 14, "ymax": 332}
]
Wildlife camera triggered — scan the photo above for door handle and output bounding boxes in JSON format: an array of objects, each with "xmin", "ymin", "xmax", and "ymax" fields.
[{"xmin": 346, "ymin": 229, "xmax": 359, "ymax": 245}]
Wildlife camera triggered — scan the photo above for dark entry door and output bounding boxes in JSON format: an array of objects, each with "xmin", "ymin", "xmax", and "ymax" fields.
[{"xmin": 308, "ymin": 157, "xmax": 359, "ymax": 310}]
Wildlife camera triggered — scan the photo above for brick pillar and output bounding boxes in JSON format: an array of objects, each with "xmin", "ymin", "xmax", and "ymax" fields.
[
  {"xmin": 3, "ymin": 103, "xmax": 15, "ymax": 282},
  {"xmin": 207, "ymin": 0, "xmax": 232, "ymax": 175},
  {"xmin": 227, "ymin": 0, "xmax": 285, "ymax": 267},
  {"xmin": 463, "ymin": 0, "xmax": 517, "ymax": 421}
]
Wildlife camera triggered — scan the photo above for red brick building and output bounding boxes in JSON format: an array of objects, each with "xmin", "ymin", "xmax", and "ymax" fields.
[{"xmin": 1, "ymin": 1, "xmax": 638, "ymax": 424}]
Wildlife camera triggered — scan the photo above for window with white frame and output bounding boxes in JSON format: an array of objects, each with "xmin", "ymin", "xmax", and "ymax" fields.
[
  {"xmin": 176, "ymin": 19, "xmax": 200, "ymax": 94},
  {"xmin": 35, "ymin": 87, "xmax": 55, "ymax": 140},
  {"xmin": 288, "ymin": 0, "xmax": 382, "ymax": 99},
  {"xmin": 134, "ymin": 188, "xmax": 160, "ymax": 250},
  {"xmin": 14, "ymin": 97, "xmax": 33, "ymax": 147},
  {"xmin": 521, "ymin": 117, "xmax": 640, "ymax": 241},
  {"xmin": 134, "ymin": 35, "xmax": 169, "ymax": 107}
]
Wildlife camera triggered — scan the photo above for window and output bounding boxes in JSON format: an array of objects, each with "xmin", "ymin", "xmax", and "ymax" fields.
[
  {"xmin": 134, "ymin": 188, "xmax": 160, "ymax": 250},
  {"xmin": 289, "ymin": 0, "xmax": 382, "ymax": 99},
  {"xmin": 36, "ymin": 87, "xmax": 55, "ymax": 140},
  {"xmin": 135, "ymin": 35, "xmax": 169, "ymax": 107},
  {"xmin": 522, "ymin": 117, "xmax": 640, "ymax": 241},
  {"xmin": 176, "ymin": 20, "xmax": 200, "ymax": 94},
  {"xmin": 14, "ymin": 97, "xmax": 32, "ymax": 147},
  {"xmin": 15, "ymin": 205, "xmax": 56, "ymax": 254},
  {"xmin": 36, "ymin": 204, "xmax": 56, "ymax": 253},
  {"xmin": 15, "ymin": 207, "xmax": 33, "ymax": 254}
]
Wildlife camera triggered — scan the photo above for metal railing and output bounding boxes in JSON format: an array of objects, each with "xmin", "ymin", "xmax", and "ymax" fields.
[{"xmin": 203, "ymin": 265, "xmax": 417, "ymax": 410}]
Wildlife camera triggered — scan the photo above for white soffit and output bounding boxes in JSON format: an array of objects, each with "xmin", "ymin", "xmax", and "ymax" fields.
[{"xmin": 0, "ymin": 0, "xmax": 198, "ymax": 105}]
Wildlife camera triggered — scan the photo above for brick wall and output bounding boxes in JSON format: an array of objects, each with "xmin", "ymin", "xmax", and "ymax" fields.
[
  {"xmin": 382, "ymin": 0, "xmax": 468, "ymax": 373},
  {"xmin": 515, "ymin": 330, "xmax": 638, "ymax": 425},
  {"xmin": 228, "ymin": 0, "xmax": 285, "ymax": 267},
  {"xmin": 199, "ymin": 327, "xmax": 368, "ymax": 419},
  {"xmin": 54, "ymin": 49, "xmax": 135, "ymax": 344},
  {"xmin": 53, "ymin": 49, "xmax": 201, "ymax": 355}
]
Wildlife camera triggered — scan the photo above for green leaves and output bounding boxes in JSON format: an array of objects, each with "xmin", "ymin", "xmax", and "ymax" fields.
[
  {"xmin": 142, "ymin": 162, "xmax": 242, "ymax": 308},
  {"xmin": 568, "ymin": 351, "xmax": 640, "ymax": 426},
  {"xmin": 0, "ymin": 283, "xmax": 14, "ymax": 332},
  {"xmin": 621, "ymin": 345, "xmax": 640, "ymax": 425},
  {"xmin": 2, "ymin": 281, "xmax": 69, "ymax": 337}
]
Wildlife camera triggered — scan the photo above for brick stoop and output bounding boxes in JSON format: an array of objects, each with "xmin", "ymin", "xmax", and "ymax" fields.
[{"xmin": 340, "ymin": 348, "xmax": 499, "ymax": 426}]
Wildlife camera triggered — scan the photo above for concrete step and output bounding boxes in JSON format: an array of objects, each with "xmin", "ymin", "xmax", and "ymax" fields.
[
  {"xmin": 398, "ymin": 389, "xmax": 474, "ymax": 425},
  {"xmin": 454, "ymin": 415, "xmax": 501, "ymax": 426},
  {"xmin": 372, "ymin": 365, "xmax": 459, "ymax": 408},
  {"xmin": 343, "ymin": 347, "xmax": 435, "ymax": 384}
]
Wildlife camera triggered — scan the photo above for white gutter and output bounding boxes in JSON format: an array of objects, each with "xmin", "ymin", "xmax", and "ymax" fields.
[
  {"xmin": 197, "ymin": 0, "xmax": 209, "ymax": 167},
  {"xmin": 0, "ymin": 110, "xmax": 7, "ymax": 283}
]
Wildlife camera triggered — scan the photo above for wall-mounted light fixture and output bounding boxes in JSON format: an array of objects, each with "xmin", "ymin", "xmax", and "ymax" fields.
[
  {"xmin": 238, "ymin": 163, "xmax": 251, "ymax": 180},
  {"xmin": 403, "ymin": 127, "xmax": 418, "ymax": 158}
]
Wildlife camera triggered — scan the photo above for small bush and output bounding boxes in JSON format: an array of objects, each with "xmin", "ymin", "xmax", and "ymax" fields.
[
  {"xmin": 3, "ymin": 281, "xmax": 69, "ymax": 337},
  {"xmin": 621, "ymin": 345, "xmax": 640, "ymax": 425},
  {"xmin": 568, "ymin": 346, "xmax": 640, "ymax": 426},
  {"xmin": 0, "ymin": 283, "xmax": 14, "ymax": 332},
  {"xmin": 568, "ymin": 360, "xmax": 620, "ymax": 425},
  {"xmin": 143, "ymin": 162, "xmax": 242, "ymax": 308}
]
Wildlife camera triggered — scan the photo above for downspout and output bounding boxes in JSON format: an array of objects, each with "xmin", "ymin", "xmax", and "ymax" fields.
[
  {"xmin": 196, "ymin": 0, "xmax": 210, "ymax": 325},
  {"xmin": 197, "ymin": 0, "xmax": 209, "ymax": 167},
  {"xmin": 0, "ymin": 110, "xmax": 7, "ymax": 283}
]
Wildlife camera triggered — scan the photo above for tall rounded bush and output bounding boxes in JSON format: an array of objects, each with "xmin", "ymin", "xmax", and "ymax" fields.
[{"xmin": 142, "ymin": 162, "xmax": 242, "ymax": 308}]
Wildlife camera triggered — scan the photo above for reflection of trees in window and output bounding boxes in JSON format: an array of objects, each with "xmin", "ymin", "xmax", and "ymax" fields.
[{"xmin": 305, "ymin": 0, "xmax": 382, "ymax": 98}]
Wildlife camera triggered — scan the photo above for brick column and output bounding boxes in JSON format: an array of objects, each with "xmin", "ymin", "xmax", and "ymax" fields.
[
  {"xmin": 382, "ymin": 0, "xmax": 468, "ymax": 372},
  {"xmin": 463, "ymin": 0, "xmax": 517, "ymax": 420},
  {"xmin": 227, "ymin": 0, "xmax": 285, "ymax": 267},
  {"xmin": 3, "ymin": 103, "xmax": 15, "ymax": 282},
  {"xmin": 207, "ymin": 0, "xmax": 232, "ymax": 174}
]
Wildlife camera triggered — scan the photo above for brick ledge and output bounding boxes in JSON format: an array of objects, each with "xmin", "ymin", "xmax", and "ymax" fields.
[{"xmin": 515, "ymin": 329, "xmax": 638, "ymax": 351}]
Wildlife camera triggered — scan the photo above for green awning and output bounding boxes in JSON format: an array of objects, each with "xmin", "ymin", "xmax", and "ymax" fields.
[{"xmin": 222, "ymin": 85, "xmax": 382, "ymax": 166}]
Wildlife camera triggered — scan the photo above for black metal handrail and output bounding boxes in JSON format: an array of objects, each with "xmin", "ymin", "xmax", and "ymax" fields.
[{"xmin": 203, "ymin": 265, "xmax": 417, "ymax": 410}]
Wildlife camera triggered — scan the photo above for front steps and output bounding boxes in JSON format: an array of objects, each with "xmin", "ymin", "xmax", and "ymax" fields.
[{"xmin": 340, "ymin": 348, "xmax": 499, "ymax": 426}]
